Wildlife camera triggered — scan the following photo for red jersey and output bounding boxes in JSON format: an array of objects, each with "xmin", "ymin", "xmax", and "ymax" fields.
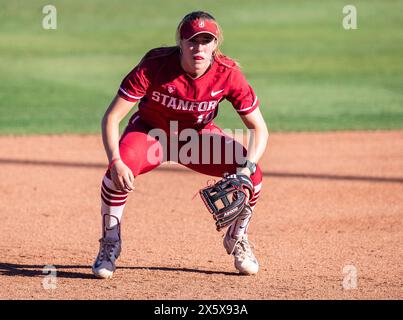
[{"xmin": 117, "ymin": 47, "xmax": 259, "ymax": 133}]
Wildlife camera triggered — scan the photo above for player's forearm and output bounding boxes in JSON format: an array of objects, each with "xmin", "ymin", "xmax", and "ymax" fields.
[
  {"xmin": 102, "ymin": 114, "xmax": 121, "ymax": 163},
  {"xmin": 245, "ymin": 126, "xmax": 269, "ymax": 164},
  {"xmin": 101, "ymin": 95, "xmax": 135, "ymax": 163},
  {"xmin": 239, "ymin": 108, "xmax": 269, "ymax": 165}
]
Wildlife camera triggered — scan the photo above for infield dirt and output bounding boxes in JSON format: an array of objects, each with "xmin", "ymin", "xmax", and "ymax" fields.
[{"xmin": 0, "ymin": 131, "xmax": 402, "ymax": 299}]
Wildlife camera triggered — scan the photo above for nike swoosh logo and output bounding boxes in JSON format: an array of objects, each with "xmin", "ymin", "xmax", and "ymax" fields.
[{"xmin": 211, "ymin": 89, "xmax": 224, "ymax": 97}]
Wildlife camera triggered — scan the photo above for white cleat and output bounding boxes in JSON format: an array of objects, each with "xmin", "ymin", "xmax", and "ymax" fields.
[
  {"xmin": 92, "ymin": 237, "xmax": 121, "ymax": 279},
  {"xmin": 223, "ymin": 231, "xmax": 259, "ymax": 275}
]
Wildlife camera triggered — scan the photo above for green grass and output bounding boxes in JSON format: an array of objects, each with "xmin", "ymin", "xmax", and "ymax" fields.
[{"xmin": 1, "ymin": 0, "xmax": 403, "ymax": 134}]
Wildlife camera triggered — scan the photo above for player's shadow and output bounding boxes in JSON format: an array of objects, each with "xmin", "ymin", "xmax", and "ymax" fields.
[
  {"xmin": 121, "ymin": 266, "xmax": 239, "ymax": 276},
  {"xmin": 0, "ymin": 263, "xmax": 94, "ymax": 279},
  {"xmin": 0, "ymin": 262, "xmax": 238, "ymax": 279}
]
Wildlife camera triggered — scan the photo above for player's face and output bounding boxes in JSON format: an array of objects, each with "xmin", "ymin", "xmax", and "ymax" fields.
[{"xmin": 180, "ymin": 33, "xmax": 217, "ymax": 77}]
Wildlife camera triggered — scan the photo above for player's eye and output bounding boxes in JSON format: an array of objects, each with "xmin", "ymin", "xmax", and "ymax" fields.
[
  {"xmin": 200, "ymin": 38, "xmax": 213, "ymax": 44},
  {"xmin": 189, "ymin": 37, "xmax": 214, "ymax": 45}
]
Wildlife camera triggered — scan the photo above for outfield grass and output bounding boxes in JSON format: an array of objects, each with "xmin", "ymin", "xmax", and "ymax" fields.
[{"xmin": 0, "ymin": 0, "xmax": 402, "ymax": 134}]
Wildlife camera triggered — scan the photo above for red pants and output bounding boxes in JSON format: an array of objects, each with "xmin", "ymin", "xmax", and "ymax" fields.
[{"xmin": 108, "ymin": 114, "xmax": 262, "ymax": 188}]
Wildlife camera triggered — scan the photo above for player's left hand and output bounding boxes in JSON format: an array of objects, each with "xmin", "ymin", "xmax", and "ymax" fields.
[
  {"xmin": 236, "ymin": 166, "xmax": 251, "ymax": 177},
  {"xmin": 199, "ymin": 173, "xmax": 254, "ymax": 231},
  {"xmin": 236, "ymin": 167, "xmax": 252, "ymax": 200}
]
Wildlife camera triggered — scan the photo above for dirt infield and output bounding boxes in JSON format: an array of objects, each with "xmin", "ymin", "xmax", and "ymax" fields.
[{"xmin": 0, "ymin": 131, "xmax": 402, "ymax": 299}]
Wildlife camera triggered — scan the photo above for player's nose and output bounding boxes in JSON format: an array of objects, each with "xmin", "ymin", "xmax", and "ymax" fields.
[{"xmin": 193, "ymin": 41, "xmax": 205, "ymax": 50}]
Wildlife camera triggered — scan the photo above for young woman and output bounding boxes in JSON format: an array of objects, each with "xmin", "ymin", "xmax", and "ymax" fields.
[{"xmin": 92, "ymin": 11, "xmax": 269, "ymax": 278}]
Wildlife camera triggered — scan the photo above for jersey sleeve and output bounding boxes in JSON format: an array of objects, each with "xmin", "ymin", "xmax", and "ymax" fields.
[
  {"xmin": 117, "ymin": 57, "xmax": 153, "ymax": 102},
  {"xmin": 226, "ymin": 67, "xmax": 259, "ymax": 115}
]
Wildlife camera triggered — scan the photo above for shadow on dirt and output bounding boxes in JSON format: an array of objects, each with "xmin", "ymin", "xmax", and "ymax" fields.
[
  {"xmin": 120, "ymin": 266, "xmax": 239, "ymax": 276},
  {"xmin": 0, "ymin": 263, "xmax": 238, "ymax": 279},
  {"xmin": 0, "ymin": 263, "xmax": 95, "ymax": 279},
  {"xmin": 1, "ymin": 158, "xmax": 402, "ymax": 184}
]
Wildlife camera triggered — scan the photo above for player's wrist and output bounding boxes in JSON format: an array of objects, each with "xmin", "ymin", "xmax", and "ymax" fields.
[
  {"xmin": 236, "ymin": 167, "xmax": 251, "ymax": 177},
  {"xmin": 108, "ymin": 158, "xmax": 121, "ymax": 170},
  {"xmin": 237, "ymin": 160, "xmax": 257, "ymax": 176}
]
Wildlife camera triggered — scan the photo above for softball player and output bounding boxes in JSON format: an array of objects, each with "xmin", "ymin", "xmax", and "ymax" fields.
[{"xmin": 92, "ymin": 11, "xmax": 269, "ymax": 278}]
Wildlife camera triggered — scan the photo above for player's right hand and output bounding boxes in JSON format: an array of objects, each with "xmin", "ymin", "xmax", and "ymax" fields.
[{"xmin": 109, "ymin": 160, "xmax": 135, "ymax": 193}]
